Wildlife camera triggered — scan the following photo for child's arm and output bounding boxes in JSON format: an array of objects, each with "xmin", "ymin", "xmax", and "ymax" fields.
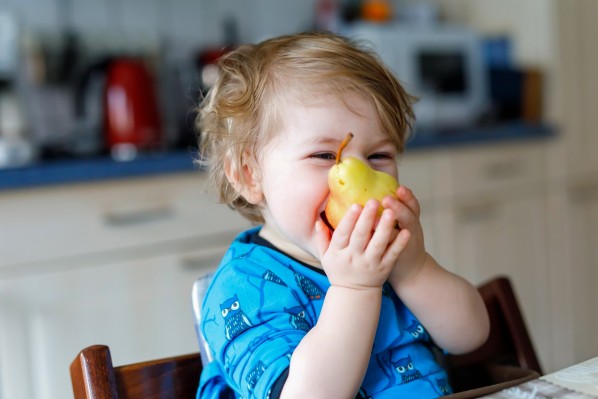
[
  {"xmin": 280, "ymin": 200, "xmax": 410, "ymax": 399},
  {"xmin": 383, "ymin": 186, "xmax": 490, "ymax": 355},
  {"xmin": 391, "ymin": 252, "xmax": 490, "ymax": 354}
]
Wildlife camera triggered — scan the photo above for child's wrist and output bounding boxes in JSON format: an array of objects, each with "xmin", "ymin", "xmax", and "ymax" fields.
[
  {"xmin": 328, "ymin": 283, "xmax": 384, "ymax": 295},
  {"xmin": 388, "ymin": 252, "xmax": 429, "ymax": 289}
]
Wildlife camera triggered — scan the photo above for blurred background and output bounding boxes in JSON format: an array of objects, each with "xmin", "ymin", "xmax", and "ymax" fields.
[{"xmin": 0, "ymin": 0, "xmax": 597, "ymax": 398}]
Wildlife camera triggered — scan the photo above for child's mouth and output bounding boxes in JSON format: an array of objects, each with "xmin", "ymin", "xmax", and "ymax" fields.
[{"xmin": 320, "ymin": 211, "xmax": 334, "ymax": 232}]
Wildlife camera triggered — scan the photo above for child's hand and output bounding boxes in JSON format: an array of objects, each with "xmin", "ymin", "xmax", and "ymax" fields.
[
  {"xmin": 315, "ymin": 199, "xmax": 410, "ymax": 290},
  {"xmin": 381, "ymin": 185, "xmax": 427, "ymax": 285}
]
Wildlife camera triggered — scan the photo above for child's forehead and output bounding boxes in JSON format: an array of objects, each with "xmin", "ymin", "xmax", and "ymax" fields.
[
  {"xmin": 277, "ymin": 89, "xmax": 372, "ymax": 115},
  {"xmin": 263, "ymin": 95, "xmax": 390, "ymax": 145}
]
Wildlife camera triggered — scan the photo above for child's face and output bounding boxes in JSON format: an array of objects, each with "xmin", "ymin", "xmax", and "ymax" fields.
[{"xmin": 256, "ymin": 94, "xmax": 399, "ymax": 266}]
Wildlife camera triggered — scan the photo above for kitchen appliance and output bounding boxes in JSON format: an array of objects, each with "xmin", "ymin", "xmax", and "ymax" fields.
[
  {"xmin": 166, "ymin": 47, "xmax": 228, "ymax": 149},
  {"xmin": 0, "ymin": 89, "xmax": 36, "ymax": 168},
  {"xmin": 344, "ymin": 23, "xmax": 488, "ymax": 129},
  {"xmin": 104, "ymin": 58, "xmax": 162, "ymax": 159},
  {"xmin": 0, "ymin": 14, "xmax": 37, "ymax": 168},
  {"xmin": 0, "ymin": 12, "xmax": 19, "ymax": 81},
  {"xmin": 75, "ymin": 57, "xmax": 162, "ymax": 160}
]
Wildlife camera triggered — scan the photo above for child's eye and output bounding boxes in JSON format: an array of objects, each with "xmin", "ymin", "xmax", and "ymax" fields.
[
  {"xmin": 311, "ymin": 152, "xmax": 336, "ymax": 160},
  {"xmin": 368, "ymin": 153, "xmax": 394, "ymax": 160}
]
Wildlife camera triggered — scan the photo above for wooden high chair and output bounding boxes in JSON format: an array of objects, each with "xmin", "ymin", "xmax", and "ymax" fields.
[
  {"xmin": 70, "ymin": 345, "xmax": 201, "ymax": 399},
  {"xmin": 449, "ymin": 276, "xmax": 542, "ymax": 374},
  {"xmin": 444, "ymin": 276, "xmax": 542, "ymax": 398},
  {"xmin": 70, "ymin": 275, "xmax": 541, "ymax": 398}
]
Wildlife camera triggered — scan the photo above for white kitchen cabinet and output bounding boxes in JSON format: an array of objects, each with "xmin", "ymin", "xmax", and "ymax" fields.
[
  {"xmin": 541, "ymin": 176, "xmax": 598, "ymax": 372},
  {"xmin": 448, "ymin": 193, "xmax": 552, "ymax": 366},
  {"xmin": 0, "ymin": 173, "xmax": 250, "ymax": 399},
  {"xmin": 398, "ymin": 151, "xmax": 444, "ymax": 262},
  {"xmin": 542, "ymin": 0, "xmax": 598, "ymax": 371},
  {"xmin": 549, "ymin": 4, "xmax": 598, "ymax": 369},
  {"xmin": 0, "ymin": 245, "xmax": 231, "ymax": 399},
  {"xmin": 555, "ymin": 1, "xmax": 598, "ymax": 177},
  {"xmin": 403, "ymin": 142, "xmax": 558, "ymax": 372},
  {"xmin": 0, "ymin": 173, "xmax": 248, "ymax": 270},
  {"xmin": 561, "ymin": 179, "xmax": 598, "ymax": 365}
]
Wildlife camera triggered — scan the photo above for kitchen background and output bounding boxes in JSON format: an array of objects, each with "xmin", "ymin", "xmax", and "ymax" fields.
[{"xmin": 1, "ymin": 1, "xmax": 597, "ymax": 398}]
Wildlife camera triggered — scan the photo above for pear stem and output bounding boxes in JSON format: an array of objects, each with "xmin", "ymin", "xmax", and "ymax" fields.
[{"xmin": 336, "ymin": 132, "xmax": 354, "ymax": 164}]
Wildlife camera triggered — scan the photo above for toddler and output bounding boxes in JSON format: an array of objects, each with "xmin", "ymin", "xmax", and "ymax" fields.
[{"xmin": 196, "ymin": 31, "xmax": 489, "ymax": 399}]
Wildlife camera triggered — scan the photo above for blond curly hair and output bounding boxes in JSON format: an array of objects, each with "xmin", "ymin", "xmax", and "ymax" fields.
[{"xmin": 196, "ymin": 31, "xmax": 416, "ymax": 224}]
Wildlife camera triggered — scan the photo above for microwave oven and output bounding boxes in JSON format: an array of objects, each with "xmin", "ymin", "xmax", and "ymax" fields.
[{"xmin": 344, "ymin": 23, "xmax": 488, "ymax": 129}]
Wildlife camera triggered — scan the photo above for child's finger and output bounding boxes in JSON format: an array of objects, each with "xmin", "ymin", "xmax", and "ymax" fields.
[
  {"xmin": 381, "ymin": 228, "xmax": 411, "ymax": 265},
  {"xmin": 349, "ymin": 199, "xmax": 379, "ymax": 251},
  {"xmin": 328, "ymin": 204, "xmax": 361, "ymax": 249},
  {"xmin": 396, "ymin": 185, "xmax": 421, "ymax": 217},
  {"xmin": 366, "ymin": 209, "xmax": 396, "ymax": 258},
  {"xmin": 382, "ymin": 197, "xmax": 415, "ymax": 229}
]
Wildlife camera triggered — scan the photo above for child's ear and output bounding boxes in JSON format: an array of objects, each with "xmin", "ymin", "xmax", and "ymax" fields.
[{"xmin": 224, "ymin": 154, "xmax": 264, "ymax": 205}]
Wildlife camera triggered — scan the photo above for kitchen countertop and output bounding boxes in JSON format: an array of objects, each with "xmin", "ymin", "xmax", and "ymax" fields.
[{"xmin": 0, "ymin": 122, "xmax": 555, "ymax": 191}]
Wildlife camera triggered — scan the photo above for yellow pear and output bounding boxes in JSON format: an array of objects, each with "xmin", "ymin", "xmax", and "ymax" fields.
[{"xmin": 324, "ymin": 133, "xmax": 399, "ymax": 230}]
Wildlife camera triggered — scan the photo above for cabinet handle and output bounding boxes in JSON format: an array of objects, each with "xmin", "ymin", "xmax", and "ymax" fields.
[
  {"xmin": 484, "ymin": 160, "xmax": 524, "ymax": 180},
  {"xmin": 103, "ymin": 205, "xmax": 174, "ymax": 227},
  {"xmin": 457, "ymin": 202, "xmax": 499, "ymax": 223},
  {"xmin": 569, "ymin": 183, "xmax": 598, "ymax": 204},
  {"xmin": 179, "ymin": 248, "xmax": 227, "ymax": 270}
]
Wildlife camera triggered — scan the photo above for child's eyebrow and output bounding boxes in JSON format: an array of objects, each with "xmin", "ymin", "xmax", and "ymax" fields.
[
  {"xmin": 311, "ymin": 137, "xmax": 342, "ymax": 145},
  {"xmin": 308, "ymin": 136, "xmax": 395, "ymax": 147},
  {"xmin": 372, "ymin": 137, "xmax": 395, "ymax": 147}
]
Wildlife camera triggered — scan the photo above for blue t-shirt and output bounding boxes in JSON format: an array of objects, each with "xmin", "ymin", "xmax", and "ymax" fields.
[{"xmin": 198, "ymin": 227, "xmax": 451, "ymax": 398}]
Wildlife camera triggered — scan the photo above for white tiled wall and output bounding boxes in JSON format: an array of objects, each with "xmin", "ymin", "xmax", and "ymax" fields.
[{"xmin": 1, "ymin": 0, "xmax": 317, "ymax": 50}]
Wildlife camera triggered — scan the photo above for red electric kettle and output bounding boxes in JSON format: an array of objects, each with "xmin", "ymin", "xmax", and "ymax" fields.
[
  {"xmin": 73, "ymin": 56, "xmax": 163, "ymax": 159},
  {"xmin": 103, "ymin": 58, "xmax": 162, "ymax": 155}
]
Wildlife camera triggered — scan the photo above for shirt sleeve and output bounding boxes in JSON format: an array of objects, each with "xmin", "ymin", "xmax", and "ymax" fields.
[{"xmin": 201, "ymin": 258, "xmax": 317, "ymax": 398}]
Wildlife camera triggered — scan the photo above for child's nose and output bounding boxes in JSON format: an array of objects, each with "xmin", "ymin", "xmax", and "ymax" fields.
[{"xmin": 348, "ymin": 153, "xmax": 369, "ymax": 164}]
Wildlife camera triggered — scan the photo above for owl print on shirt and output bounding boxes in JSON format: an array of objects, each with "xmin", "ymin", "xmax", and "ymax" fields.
[
  {"xmin": 293, "ymin": 272, "xmax": 323, "ymax": 300},
  {"xmin": 220, "ymin": 294, "xmax": 252, "ymax": 340},
  {"xmin": 284, "ymin": 305, "xmax": 310, "ymax": 331},
  {"xmin": 405, "ymin": 320, "xmax": 428, "ymax": 341},
  {"xmin": 393, "ymin": 355, "xmax": 422, "ymax": 384}
]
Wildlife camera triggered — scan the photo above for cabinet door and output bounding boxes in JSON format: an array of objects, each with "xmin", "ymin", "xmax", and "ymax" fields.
[
  {"xmin": 449, "ymin": 194, "xmax": 553, "ymax": 372},
  {"xmin": 563, "ymin": 182, "xmax": 598, "ymax": 365},
  {"xmin": 555, "ymin": 1, "xmax": 598, "ymax": 176},
  {"xmin": 0, "ymin": 244, "xmax": 229, "ymax": 399},
  {"xmin": 399, "ymin": 152, "xmax": 444, "ymax": 264}
]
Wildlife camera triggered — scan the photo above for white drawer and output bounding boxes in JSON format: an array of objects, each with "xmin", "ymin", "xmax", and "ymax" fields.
[
  {"xmin": 0, "ymin": 173, "xmax": 250, "ymax": 270},
  {"xmin": 442, "ymin": 142, "xmax": 546, "ymax": 198}
]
